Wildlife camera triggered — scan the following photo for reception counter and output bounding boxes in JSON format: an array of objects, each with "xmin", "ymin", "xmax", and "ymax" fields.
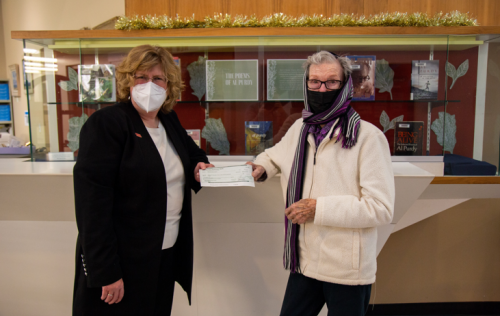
[{"xmin": 0, "ymin": 158, "xmax": 499, "ymax": 316}]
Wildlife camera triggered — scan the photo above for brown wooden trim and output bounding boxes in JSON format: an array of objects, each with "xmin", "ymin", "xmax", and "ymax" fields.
[
  {"xmin": 122, "ymin": 0, "xmax": 500, "ymax": 26},
  {"xmin": 11, "ymin": 26, "xmax": 500, "ymax": 40},
  {"xmin": 430, "ymin": 176, "xmax": 500, "ymax": 185}
]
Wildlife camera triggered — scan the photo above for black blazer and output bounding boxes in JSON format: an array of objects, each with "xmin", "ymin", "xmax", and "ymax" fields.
[{"xmin": 73, "ymin": 101, "xmax": 209, "ymax": 315}]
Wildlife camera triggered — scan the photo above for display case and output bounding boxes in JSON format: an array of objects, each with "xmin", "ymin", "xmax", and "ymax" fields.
[{"xmin": 14, "ymin": 28, "xmax": 500, "ymax": 174}]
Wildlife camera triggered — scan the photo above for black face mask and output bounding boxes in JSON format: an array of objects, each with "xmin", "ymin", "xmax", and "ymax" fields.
[{"xmin": 306, "ymin": 89, "xmax": 342, "ymax": 114}]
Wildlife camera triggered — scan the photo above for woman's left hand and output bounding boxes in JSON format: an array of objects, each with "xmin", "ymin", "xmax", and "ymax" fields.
[
  {"xmin": 101, "ymin": 278, "xmax": 124, "ymax": 305},
  {"xmin": 285, "ymin": 199, "xmax": 317, "ymax": 224},
  {"xmin": 194, "ymin": 162, "xmax": 215, "ymax": 182}
]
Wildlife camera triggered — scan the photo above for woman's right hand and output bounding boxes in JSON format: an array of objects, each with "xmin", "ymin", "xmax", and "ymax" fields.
[
  {"xmin": 194, "ymin": 162, "xmax": 215, "ymax": 182},
  {"xmin": 101, "ymin": 278, "xmax": 124, "ymax": 304},
  {"xmin": 246, "ymin": 162, "xmax": 266, "ymax": 181}
]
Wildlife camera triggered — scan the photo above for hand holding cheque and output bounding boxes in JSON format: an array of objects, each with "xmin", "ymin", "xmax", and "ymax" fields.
[
  {"xmin": 199, "ymin": 164, "xmax": 255, "ymax": 187},
  {"xmin": 194, "ymin": 162, "xmax": 215, "ymax": 183},
  {"xmin": 246, "ymin": 161, "xmax": 266, "ymax": 181}
]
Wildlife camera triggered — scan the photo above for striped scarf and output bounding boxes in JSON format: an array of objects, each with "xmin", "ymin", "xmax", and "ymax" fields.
[{"xmin": 284, "ymin": 74, "xmax": 361, "ymax": 273}]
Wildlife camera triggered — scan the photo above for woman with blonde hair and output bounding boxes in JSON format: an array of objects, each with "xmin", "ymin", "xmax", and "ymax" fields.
[{"xmin": 73, "ymin": 45, "xmax": 213, "ymax": 316}]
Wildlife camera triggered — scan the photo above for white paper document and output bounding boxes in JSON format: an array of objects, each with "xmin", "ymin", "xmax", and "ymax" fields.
[{"xmin": 200, "ymin": 165, "xmax": 255, "ymax": 187}]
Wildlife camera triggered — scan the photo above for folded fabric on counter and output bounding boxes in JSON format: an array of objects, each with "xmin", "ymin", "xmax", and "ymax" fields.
[{"xmin": 444, "ymin": 154, "xmax": 497, "ymax": 176}]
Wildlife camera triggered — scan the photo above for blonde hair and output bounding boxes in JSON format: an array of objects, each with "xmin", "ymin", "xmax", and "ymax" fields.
[{"xmin": 116, "ymin": 45, "xmax": 184, "ymax": 113}]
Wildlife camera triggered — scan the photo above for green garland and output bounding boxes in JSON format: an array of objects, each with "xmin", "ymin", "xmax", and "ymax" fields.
[{"xmin": 115, "ymin": 11, "xmax": 477, "ymax": 30}]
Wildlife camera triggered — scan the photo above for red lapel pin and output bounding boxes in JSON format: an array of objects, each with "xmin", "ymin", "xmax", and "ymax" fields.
[{"xmin": 135, "ymin": 133, "xmax": 142, "ymax": 138}]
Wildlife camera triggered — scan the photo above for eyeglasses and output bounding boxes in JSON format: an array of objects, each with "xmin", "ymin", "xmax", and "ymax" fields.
[
  {"xmin": 133, "ymin": 75, "xmax": 168, "ymax": 86},
  {"xmin": 307, "ymin": 79, "xmax": 343, "ymax": 90}
]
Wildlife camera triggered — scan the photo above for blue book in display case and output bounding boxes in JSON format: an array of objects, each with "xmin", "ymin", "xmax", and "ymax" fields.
[
  {"xmin": 0, "ymin": 104, "xmax": 11, "ymax": 121},
  {"xmin": 0, "ymin": 83, "xmax": 9, "ymax": 100},
  {"xmin": 245, "ymin": 121, "xmax": 273, "ymax": 155}
]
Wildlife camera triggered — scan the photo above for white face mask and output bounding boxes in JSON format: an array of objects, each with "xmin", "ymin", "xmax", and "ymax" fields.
[{"xmin": 131, "ymin": 81, "xmax": 167, "ymax": 113}]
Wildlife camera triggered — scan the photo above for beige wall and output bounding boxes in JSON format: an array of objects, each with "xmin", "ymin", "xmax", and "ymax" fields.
[
  {"xmin": 483, "ymin": 42, "xmax": 500, "ymax": 169},
  {"xmin": 0, "ymin": 0, "xmax": 125, "ymax": 143},
  {"xmin": 375, "ymin": 198, "xmax": 500, "ymax": 303}
]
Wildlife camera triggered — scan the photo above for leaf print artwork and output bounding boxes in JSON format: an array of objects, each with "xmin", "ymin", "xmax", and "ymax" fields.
[
  {"xmin": 187, "ymin": 56, "xmax": 207, "ymax": 100},
  {"xmin": 58, "ymin": 67, "xmax": 78, "ymax": 91},
  {"xmin": 380, "ymin": 110, "xmax": 404, "ymax": 133},
  {"xmin": 67, "ymin": 113, "xmax": 88, "ymax": 152},
  {"xmin": 374, "ymin": 59, "xmax": 394, "ymax": 100},
  {"xmin": 202, "ymin": 118, "xmax": 230, "ymax": 155},
  {"xmin": 431, "ymin": 112, "xmax": 457, "ymax": 154},
  {"xmin": 446, "ymin": 59, "xmax": 469, "ymax": 89}
]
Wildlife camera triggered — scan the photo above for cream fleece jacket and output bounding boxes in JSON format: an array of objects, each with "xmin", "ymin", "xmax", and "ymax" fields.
[{"xmin": 254, "ymin": 118, "xmax": 395, "ymax": 285}]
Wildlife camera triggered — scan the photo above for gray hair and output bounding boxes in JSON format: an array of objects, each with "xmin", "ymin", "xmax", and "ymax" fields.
[{"xmin": 303, "ymin": 51, "xmax": 352, "ymax": 80}]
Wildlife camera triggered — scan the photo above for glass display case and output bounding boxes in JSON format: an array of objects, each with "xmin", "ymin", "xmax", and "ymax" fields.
[{"xmin": 18, "ymin": 31, "xmax": 500, "ymax": 174}]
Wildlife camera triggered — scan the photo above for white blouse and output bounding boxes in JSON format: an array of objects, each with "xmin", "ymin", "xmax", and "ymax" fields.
[{"xmin": 146, "ymin": 122, "xmax": 185, "ymax": 249}]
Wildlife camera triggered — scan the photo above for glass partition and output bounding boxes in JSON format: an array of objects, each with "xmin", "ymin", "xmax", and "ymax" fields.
[
  {"xmin": 21, "ymin": 34, "xmax": 498, "ymax": 175},
  {"xmin": 444, "ymin": 36, "xmax": 499, "ymax": 175}
]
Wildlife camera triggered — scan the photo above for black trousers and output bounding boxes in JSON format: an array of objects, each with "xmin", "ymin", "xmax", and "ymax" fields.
[
  {"xmin": 280, "ymin": 273, "xmax": 372, "ymax": 316},
  {"xmin": 153, "ymin": 246, "xmax": 176, "ymax": 316}
]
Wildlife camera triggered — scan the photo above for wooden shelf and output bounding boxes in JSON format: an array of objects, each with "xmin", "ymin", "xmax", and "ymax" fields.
[
  {"xmin": 11, "ymin": 26, "xmax": 500, "ymax": 40},
  {"xmin": 430, "ymin": 176, "xmax": 500, "ymax": 185}
]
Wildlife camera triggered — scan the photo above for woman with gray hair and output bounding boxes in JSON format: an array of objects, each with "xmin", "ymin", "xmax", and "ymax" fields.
[{"xmin": 247, "ymin": 51, "xmax": 395, "ymax": 315}]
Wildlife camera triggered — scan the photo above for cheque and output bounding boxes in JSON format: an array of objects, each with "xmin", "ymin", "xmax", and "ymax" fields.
[{"xmin": 199, "ymin": 165, "xmax": 255, "ymax": 187}]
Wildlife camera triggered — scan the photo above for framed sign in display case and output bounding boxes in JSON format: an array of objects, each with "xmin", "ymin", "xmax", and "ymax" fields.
[{"xmin": 11, "ymin": 27, "xmax": 500, "ymax": 174}]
